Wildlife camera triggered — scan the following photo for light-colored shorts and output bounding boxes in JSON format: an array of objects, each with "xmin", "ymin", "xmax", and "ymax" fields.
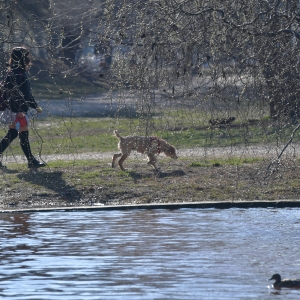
[{"xmin": 0, "ymin": 108, "xmax": 30, "ymax": 127}]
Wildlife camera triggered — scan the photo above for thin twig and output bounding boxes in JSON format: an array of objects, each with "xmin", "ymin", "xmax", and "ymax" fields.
[{"xmin": 265, "ymin": 122, "xmax": 300, "ymax": 178}]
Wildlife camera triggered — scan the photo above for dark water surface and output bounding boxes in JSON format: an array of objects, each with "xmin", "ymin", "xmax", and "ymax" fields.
[{"xmin": 0, "ymin": 208, "xmax": 300, "ymax": 299}]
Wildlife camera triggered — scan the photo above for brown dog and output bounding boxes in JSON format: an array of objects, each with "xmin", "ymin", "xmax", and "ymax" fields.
[{"xmin": 112, "ymin": 130, "xmax": 178, "ymax": 171}]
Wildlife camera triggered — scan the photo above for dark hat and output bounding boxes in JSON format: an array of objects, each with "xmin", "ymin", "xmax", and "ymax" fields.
[
  {"xmin": 10, "ymin": 47, "xmax": 30, "ymax": 69},
  {"xmin": 11, "ymin": 47, "xmax": 29, "ymax": 62}
]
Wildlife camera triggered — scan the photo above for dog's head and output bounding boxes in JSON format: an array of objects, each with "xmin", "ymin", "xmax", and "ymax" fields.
[{"xmin": 163, "ymin": 144, "xmax": 178, "ymax": 159}]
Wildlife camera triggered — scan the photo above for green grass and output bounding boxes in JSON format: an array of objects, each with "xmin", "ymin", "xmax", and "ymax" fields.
[
  {"xmin": 29, "ymin": 59, "xmax": 110, "ymax": 100},
  {"xmin": 32, "ymin": 78, "xmax": 108, "ymax": 100},
  {"xmin": 1, "ymin": 110, "xmax": 299, "ymax": 158},
  {"xmin": 189, "ymin": 157, "xmax": 262, "ymax": 167},
  {"xmin": 2, "ymin": 155, "xmax": 300, "ymax": 205}
]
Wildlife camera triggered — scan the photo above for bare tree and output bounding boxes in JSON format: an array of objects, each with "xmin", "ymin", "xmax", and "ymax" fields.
[
  {"xmin": 1, "ymin": 0, "xmax": 300, "ymax": 130},
  {"xmin": 92, "ymin": 0, "xmax": 300, "ymax": 127}
]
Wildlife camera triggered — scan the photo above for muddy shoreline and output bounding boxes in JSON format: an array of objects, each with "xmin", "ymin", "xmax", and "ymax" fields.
[{"xmin": 2, "ymin": 200, "xmax": 300, "ymax": 213}]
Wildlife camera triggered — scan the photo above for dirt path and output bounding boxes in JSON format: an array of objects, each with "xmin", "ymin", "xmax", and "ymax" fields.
[{"xmin": 1, "ymin": 143, "xmax": 297, "ymax": 165}]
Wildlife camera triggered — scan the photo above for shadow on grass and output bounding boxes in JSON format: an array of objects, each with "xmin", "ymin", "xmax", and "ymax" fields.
[
  {"xmin": 127, "ymin": 171, "xmax": 152, "ymax": 182},
  {"xmin": 1, "ymin": 168, "xmax": 19, "ymax": 175},
  {"xmin": 157, "ymin": 169, "xmax": 185, "ymax": 178},
  {"xmin": 17, "ymin": 170, "xmax": 81, "ymax": 201},
  {"xmin": 128, "ymin": 169, "xmax": 185, "ymax": 182}
]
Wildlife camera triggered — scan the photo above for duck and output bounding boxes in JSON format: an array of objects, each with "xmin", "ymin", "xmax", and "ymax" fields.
[{"xmin": 269, "ymin": 274, "xmax": 300, "ymax": 289}]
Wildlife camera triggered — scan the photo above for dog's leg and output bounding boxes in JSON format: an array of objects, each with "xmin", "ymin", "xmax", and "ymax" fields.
[
  {"xmin": 147, "ymin": 155, "xmax": 159, "ymax": 172},
  {"xmin": 148, "ymin": 161, "xmax": 159, "ymax": 172},
  {"xmin": 112, "ymin": 153, "xmax": 122, "ymax": 168},
  {"xmin": 118, "ymin": 154, "xmax": 129, "ymax": 171}
]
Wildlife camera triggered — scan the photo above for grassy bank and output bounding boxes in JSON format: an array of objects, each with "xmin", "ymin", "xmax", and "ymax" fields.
[
  {"xmin": 1, "ymin": 154, "xmax": 300, "ymax": 211},
  {"xmin": 1, "ymin": 107, "xmax": 300, "ymax": 210}
]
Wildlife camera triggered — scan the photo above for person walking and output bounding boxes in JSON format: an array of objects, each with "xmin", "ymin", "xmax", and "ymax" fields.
[{"xmin": 0, "ymin": 47, "xmax": 45, "ymax": 169}]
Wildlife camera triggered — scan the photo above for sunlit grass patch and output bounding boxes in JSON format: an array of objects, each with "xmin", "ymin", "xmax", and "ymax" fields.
[
  {"xmin": 31, "ymin": 69, "xmax": 108, "ymax": 100},
  {"xmin": 1, "ymin": 113, "xmax": 299, "ymax": 159},
  {"xmin": 189, "ymin": 157, "xmax": 262, "ymax": 168},
  {"xmin": 47, "ymin": 159, "xmax": 104, "ymax": 168},
  {"xmin": 189, "ymin": 161, "xmax": 213, "ymax": 167}
]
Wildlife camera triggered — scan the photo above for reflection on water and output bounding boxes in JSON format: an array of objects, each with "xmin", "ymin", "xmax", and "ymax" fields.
[{"xmin": 0, "ymin": 208, "xmax": 300, "ymax": 299}]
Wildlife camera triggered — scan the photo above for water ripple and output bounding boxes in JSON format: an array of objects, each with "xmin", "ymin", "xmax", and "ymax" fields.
[{"xmin": 0, "ymin": 208, "xmax": 300, "ymax": 299}]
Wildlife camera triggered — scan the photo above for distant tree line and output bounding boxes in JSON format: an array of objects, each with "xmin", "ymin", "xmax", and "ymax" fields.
[{"xmin": 1, "ymin": 0, "xmax": 300, "ymax": 123}]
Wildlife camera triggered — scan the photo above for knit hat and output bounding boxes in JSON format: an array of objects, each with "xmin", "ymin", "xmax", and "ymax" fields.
[{"xmin": 10, "ymin": 47, "xmax": 30, "ymax": 69}]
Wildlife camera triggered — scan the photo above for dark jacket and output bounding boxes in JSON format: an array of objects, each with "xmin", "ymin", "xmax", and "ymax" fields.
[{"xmin": 4, "ymin": 68, "xmax": 38, "ymax": 113}]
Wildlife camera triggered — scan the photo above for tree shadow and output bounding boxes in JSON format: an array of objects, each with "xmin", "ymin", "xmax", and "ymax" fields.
[{"xmin": 17, "ymin": 170, "xmax": 81, "ymax": 201}]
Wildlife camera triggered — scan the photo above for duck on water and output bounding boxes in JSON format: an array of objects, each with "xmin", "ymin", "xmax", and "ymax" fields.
[{"xmin": 269, "ymin": 274, "xmax": 300, "ymax": 289}]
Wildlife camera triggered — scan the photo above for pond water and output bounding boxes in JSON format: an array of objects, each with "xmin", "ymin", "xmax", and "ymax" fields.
[{"xmin": 0, "ymin": 208, "xmax": 300, "ymax": 299}]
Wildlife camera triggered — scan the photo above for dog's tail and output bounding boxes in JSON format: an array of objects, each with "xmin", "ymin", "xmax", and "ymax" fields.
[{"xmin": 114, "ymin": 130, "xmax": 122, "ymax": 139}]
